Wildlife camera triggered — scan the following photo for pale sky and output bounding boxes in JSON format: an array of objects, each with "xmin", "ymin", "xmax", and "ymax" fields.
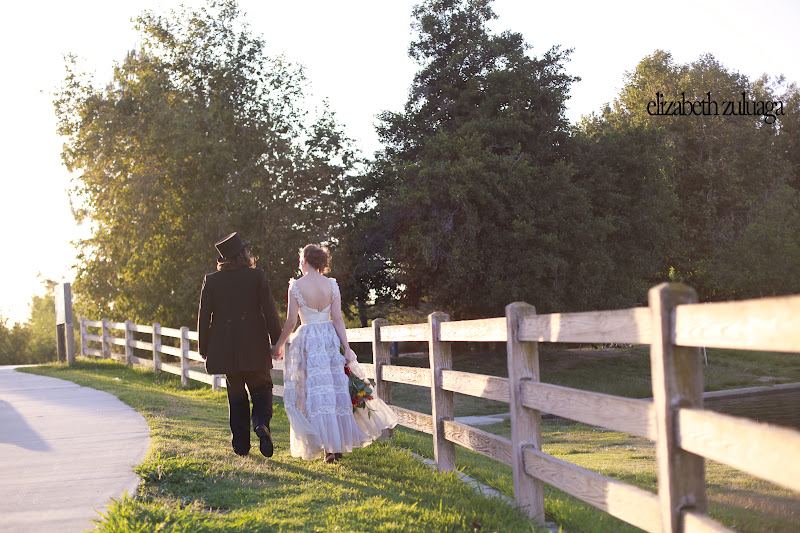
[{"xmin": 1, "ymin": 0, "xmax": 798, "ymax": 325}]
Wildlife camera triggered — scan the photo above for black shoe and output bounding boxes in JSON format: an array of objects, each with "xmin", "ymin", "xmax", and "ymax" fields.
[
  {"xmin": 255, "ymin": 424, "xmax": 273, "ymax": 457},
  {"xmin": 233, "ymin": 448, "xmax": 250, "ymax": 457}
]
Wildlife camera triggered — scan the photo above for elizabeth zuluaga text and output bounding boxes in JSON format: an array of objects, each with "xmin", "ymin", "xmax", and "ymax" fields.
[{"xmin": 647, "ymin": 92, "xmax": 784, "ymax": 124}]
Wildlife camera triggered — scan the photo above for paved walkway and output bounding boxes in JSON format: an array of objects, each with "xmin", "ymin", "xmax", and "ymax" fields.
[{"xmin": 0, "ymin": 366, "xmax": 151, "ymax": 532}]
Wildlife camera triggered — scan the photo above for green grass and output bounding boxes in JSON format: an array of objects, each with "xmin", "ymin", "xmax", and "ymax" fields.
[
  {"xmin": 19, "ymin": 359, "xmax": 542, "ymax": 533},
  {"xmin": 20, "ymin": 344, "xmax": 800, "ymax": 533}
]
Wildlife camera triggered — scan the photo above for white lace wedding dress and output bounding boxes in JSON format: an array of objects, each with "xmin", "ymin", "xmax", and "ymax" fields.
[{"xmin": 283, "ymin": 277, "xmax": 398, "ymax": 460}]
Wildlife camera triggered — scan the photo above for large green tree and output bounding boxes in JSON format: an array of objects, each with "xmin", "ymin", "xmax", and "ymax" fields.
[
  {"xmin": 56, "ymin": 0, "xmax": 355, "ymax": 326},
  {"xmin": 354, "ymin": 0, "xmax": 624, "ymax": 319},
  {"xmin": 596, "ymin": 51, "xmax": 800, "ymax": 299}
]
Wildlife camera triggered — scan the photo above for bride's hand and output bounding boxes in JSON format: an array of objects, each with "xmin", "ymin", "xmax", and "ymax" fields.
[
  {"xmin": 344, "ymin": 348, "xmax": 357, "ymax": 363},
  {"xmin": 271, "ymin": 345, "xmax": 284, "ymax": 360}
]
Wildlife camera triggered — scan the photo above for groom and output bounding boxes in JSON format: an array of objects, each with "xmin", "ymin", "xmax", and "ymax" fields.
[{"xmin": 197, "ymin": 232, "xmax": 283, "ymax": 457}]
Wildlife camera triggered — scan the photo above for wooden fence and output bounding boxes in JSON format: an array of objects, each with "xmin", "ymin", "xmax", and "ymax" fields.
[{"xmin": 79, "ymin": 282, "xmax": 800, "ymax": 533}]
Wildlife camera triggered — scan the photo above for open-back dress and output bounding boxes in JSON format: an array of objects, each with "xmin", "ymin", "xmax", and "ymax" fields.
[{"xmin": 282, "ymin": 277, "xmax": 397, "ymax": 460}]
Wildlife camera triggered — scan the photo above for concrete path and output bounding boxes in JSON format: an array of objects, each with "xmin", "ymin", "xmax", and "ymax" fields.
[{"xmin": 0, "ymin": 366, "xmax": 151, "ymax": 532}]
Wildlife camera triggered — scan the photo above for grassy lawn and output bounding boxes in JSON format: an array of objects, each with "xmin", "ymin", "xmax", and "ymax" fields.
[
  {"xmin": 19, "ymin": 344, "xmax": 800, "ymax": 532},
  {"xmin": 19, "ymin": 359, "xmax": 541, "ymax": 533}
]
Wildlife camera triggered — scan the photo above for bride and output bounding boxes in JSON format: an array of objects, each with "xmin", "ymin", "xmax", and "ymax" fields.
[{"xmin": 271, "ymin": 244, "xmax": 397, "ymax": 462}]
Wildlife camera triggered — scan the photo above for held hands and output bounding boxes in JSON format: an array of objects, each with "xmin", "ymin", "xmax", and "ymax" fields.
[{"xmin": 271, "ymin": 344, "xmax": 284, "ymax": 360}]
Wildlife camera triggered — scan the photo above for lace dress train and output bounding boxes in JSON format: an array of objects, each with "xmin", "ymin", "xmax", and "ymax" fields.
[{"xmin": 282, "ymin": 278, "xmax": 397, "ymax": 460}]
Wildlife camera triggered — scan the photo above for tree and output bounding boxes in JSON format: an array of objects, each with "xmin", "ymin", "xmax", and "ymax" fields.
[
  {"xmin": 570, "ymin": 119, "xmax": 679, "ymax": 307},
  {"xmin": 599, "ymin": 51, "xmax": 798, "ymax": 299},
  {"xmin": 55, "ymin": 0, "xmax": 355, "ymax": 326},
  {"xmin": 0, "ymin": 279, "xmax": 59, "ymax": 365},
  {"xmin": 354, "ymin": 0, "xmax": 622, "ymax": 318}
]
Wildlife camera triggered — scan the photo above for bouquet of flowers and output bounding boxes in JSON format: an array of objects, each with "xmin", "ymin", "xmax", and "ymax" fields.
[{"xmin": 344, "ymin": 364, "xmax": 374, "ymax": 415}]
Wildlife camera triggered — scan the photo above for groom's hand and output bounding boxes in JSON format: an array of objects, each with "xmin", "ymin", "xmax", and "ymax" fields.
[{"xmin": 271, "ymin": 345, "xmax": 284, "ymax": 360}]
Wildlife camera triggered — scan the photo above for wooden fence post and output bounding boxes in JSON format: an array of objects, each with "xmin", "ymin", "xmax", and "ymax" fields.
[
  {"xmin": 54, "ymin": 282, "xmax": 75, "ymax": 364},
  {"xmin": 152, "ymin": 323, "xmax": 161, "ymax": 374},
  {"xmin": 372, "ymin": 318, "xmax": 393, "ymax": 439},
  {"xmin": 101, "ymin": 318, "xmax": 110, "ymax": 359},
  {"xmin": 180, "ymin": 326, "xmax": 190, "ymax": 387},
  {"xmin": 428, "ymin": 311, "xmax": 455, "ymax": 472},
  {"xmin": 80, "ymin": 317, "xmax": 88, "ymax": 359},
  {"xmin": 506, "ymin": 302, "xmax": 545, "ymax": 522},
  {"xmin": 649, "ymin": 283, "xmax": 706, "ymax": 533},
  {"xmin": 125, "ymin": 320, "xmax": 134, "ymax": 365},
  {"xmin": 212, "ymin": 374, "xmax": 221, "ymax": 392}
]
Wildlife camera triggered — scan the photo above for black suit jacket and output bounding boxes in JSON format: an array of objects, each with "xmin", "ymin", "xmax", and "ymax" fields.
[{"xmin": 197, "ymin": 267, "xmax": 282, "ymax": 374}]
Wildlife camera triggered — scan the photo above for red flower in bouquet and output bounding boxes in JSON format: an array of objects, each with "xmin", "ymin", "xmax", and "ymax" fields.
[{"xmin": 345, "ymin": 364, "xmax": 374, "ymax": 414}]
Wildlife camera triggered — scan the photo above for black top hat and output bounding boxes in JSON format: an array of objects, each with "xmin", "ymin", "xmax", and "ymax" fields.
[{"xmin": 215, "ymin": 232, "xmax": 251, "ymax": 263}]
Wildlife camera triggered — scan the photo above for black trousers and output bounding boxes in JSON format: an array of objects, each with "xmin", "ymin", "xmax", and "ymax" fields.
[{"xmin": 225, "ymin": 370, "xmax": 273, "ymax": 454}]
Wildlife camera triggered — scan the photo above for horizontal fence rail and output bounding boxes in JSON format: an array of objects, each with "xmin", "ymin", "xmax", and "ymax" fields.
[{"xmin": 78, "ymin": 283, "xmax": 800, "ymax": 532}]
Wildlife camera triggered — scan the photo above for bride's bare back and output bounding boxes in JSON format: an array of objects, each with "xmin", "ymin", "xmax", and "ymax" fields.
[{"xmin": 294, "ymin": 273, "xmax": 335, "ymax": 311}]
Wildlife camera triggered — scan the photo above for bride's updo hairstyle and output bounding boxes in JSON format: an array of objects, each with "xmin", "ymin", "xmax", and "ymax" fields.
[{"xmin": 302, "ymin": 244, "xmax": 330, "ymax": 273}]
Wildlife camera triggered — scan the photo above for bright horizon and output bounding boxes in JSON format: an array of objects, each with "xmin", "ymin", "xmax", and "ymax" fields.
[{"xmin": 2, "ymin": 0, "xmax": 799, "ymax": 325}]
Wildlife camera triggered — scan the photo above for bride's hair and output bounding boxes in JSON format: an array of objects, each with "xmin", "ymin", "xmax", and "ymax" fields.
[{"xmin": 302, "ymin": 244, "xmax": 330, "ymax": 273}]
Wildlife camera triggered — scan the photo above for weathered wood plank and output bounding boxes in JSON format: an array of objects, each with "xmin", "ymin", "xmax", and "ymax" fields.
[
  {"xmin": 85, "ymin": 347, "xmax": 103, "ymax": 357},
  {"xmin": 507, "ymin": 301, "xmax": 545, "ymax": 521},
  {"xmin": 520, "ymin": 382, "xmax": 656, "ymax": 440},
  {"xmin": 160, "ymin": 363, "xmax": 182, "ymax": 377},
  {"xmin": 361, "ymin": 363, "xmax": 376, "ymax": 380},
  {"xmin": 429, "ymin": 312, "xmax": 455, "ymax": 472},
  {"xmin": 187, "ymin": 350, "xmax": 204, "ymax": 363},
  {"xmin": 159, "ymin": 326, "xmax": 183, "ymax": 338},
  {"xmin": 677, "ymin": 407, "xmax": 800, "ymax": 493},
  {"xmin": 380, "ymin": 323, "xmax": 429, "ymax": 342},
  {"xmin": 649, "ymin": 283, "xmax": 706, "ymax": 533},
  {"xmin": 347, "ymin": 327, "xmax": 373, "ymax": 343},
  {"xmin": 382, "ymin": 365, "xmax": 431, "ymax": 388},
  {"xmin": 186, "ymin": 368, "xmax": 213, "ymax": 385},
  {"xmin": 371, "ymin": 318, "xmax": 393, "ymax": 440},
  {"xmin": 442, "ymin": 420, "xmax": 512, "ymax": 465},
  {"xmin": 186, "ymin": 330, "xmax": 198, "ymax": 342},
  {"xmin": 101, "ymin": 319, "xmax": 110, "ymax": 359},
  {"xmin": 159, "ymin": 345, "xmax": 182, "ymax": 357},
  {"xmin": 84, "ymin": 333, "xmax": 103, "ymax": 343},
  {"xmin": 129, "ymin": 323, "xmax": 153, "ymax": 334},
  {"xmin": 152, "ymin": 323, "xmax": 162, "ymax": 374},
  {"xmin": 682, "ymin": 510, "xmax": 735, "ymax": 532},
  {"xmin": 180, "ymin": 326, "xmax": 190, "ymax": 387},
  {"xmin": 441, "ymin": 370, "xmax": 510, "ymax": 404},
  {"xmin": 519, "ymin": 307, "xmax": 651, "ymax": 344},
  {"xmin": 105, "ymin": 321, "xmax": 127, "ymax": 330},
  {"xmin": 129, "ymin": 339, "xmax": 154, "ymax": 351},
  {"xmin": 522, "ymin": 447, "xmax": 661, "ymax": 533},
  {"xmin": 390, "ymin": 406, "xmax": 434, "ymax": 434},
  {"xmin": 84, "ymin": 319, "xmax": 103, "ymax": 328},
  {"xmin": 124, "ymin": 321, "xmax": 134, "ymax": 364},
  {"xmin": 107, "ymin": 336, "xmax": 126, "ymax": 347},
  {"xmin": 80, "ymin": 318, "xmax": 88, "ymax": 358},
  {"xmin": 440, "ymin": 317, "xmax": 507, "ymax": 342},
  {"xmin": 674, "ymin": 295, "xmax": 800, "ymax": 353}
]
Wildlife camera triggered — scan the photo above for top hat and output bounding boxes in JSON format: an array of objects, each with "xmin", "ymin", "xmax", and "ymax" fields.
[{"xmin": 215, "ymin": 232, "xmax": 251, "ymax": 263}]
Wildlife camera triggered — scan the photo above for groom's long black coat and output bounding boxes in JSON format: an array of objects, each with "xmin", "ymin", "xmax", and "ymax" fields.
[{"xmin": 197, "ymin": 267, "xmax": 282, "ymax": 374}]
